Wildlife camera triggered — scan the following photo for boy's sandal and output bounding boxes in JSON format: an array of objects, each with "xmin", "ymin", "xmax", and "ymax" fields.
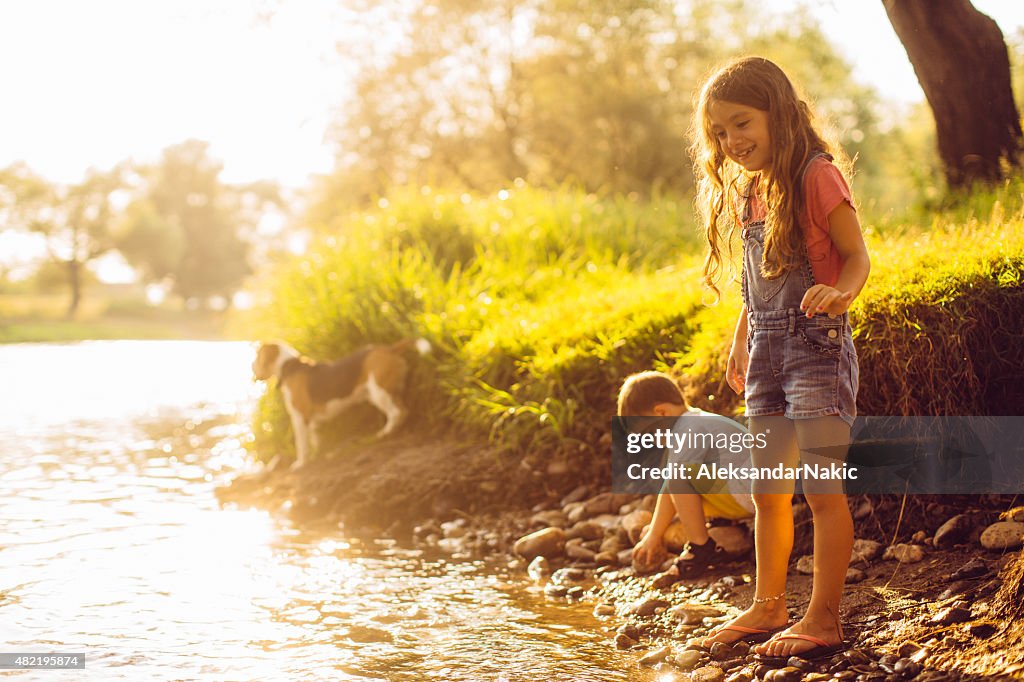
[
  {"xmin": 753, "ymin": 633, "xmax": 848, "ymax": 664},
  {"xmin": 674, "ymin": 537, "xmax": 727, "ymax": 579}
]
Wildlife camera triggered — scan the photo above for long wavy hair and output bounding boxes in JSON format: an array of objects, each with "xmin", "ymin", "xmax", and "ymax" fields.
[{"xmin": 690, "ymin": 57, "xmax": 846, "ymax": 299}]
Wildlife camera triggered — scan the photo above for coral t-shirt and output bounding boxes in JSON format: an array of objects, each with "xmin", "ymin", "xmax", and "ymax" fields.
[{"xmin": 745, "ymin": 157, "xmax": 855, "ymax": 287}]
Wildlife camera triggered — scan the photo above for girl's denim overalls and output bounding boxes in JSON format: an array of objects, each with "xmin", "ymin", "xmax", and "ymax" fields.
[{"xmin": 741, "ymin": 154, "xmax": 858, "ymax": 425}]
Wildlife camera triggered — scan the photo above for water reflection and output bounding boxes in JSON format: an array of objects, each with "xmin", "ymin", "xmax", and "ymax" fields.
[{"xmin": 0, "ymin": 341, "xmax": 650, "ymax": 680}]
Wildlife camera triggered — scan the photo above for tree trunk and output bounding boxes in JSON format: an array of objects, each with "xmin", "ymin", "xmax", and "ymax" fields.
[
  {"xmin": 883, "ymin": 0, "xmax": 1022, "ymax": 189},
  {"xmin": 66, "ymin": 259, "xmax": 81, "ymax": 319}
]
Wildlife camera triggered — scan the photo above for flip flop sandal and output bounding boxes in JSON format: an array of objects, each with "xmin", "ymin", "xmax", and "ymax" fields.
[
  {"xmin": 754, "ymin": 633, "xmax": 848, "ymax": 664},
  {"xmin": 697, "ymin": 623, "xmax": 791, "ymax": 651}
]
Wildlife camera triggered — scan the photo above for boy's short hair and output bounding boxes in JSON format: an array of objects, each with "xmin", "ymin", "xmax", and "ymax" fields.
[{"xmin": 617, "ymin": 371, "xmax": 687, "ymax": 416}]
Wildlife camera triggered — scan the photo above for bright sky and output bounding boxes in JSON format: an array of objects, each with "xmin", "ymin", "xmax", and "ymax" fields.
[{"xmin": 0, "ymin": 1, "xmax": 1022, "ymax": 189}]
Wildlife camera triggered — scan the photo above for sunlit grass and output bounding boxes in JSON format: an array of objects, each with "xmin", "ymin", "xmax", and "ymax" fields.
[{"xmin": 246, "ymin": 179, "xmax": 1024, "ymax": 462}]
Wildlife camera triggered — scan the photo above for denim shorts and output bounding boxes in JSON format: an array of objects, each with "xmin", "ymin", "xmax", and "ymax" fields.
[{"xmin": 745, "ymin": 309, "xmax": 859, "ymax": 426}]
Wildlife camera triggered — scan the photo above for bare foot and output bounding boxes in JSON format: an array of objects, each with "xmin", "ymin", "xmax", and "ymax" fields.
[
  {"xmin": 752, "ymin": 615, "xmax": 844, "ymax": 658},
  {"xmin": 699, "ymin": 602, "xmax": 789, "ymax": 648}
]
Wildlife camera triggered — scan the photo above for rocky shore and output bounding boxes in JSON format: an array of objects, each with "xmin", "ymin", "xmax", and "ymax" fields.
[
  {"xmin": 489, "ymin": 490, "xmax": 1024, "ymax": 680},
  {"xmin": 218, "ymin": 442, "xmax": 1024, "ymax": 681}
]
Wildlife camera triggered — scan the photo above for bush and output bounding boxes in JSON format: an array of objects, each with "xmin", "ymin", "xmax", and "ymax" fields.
[{"xmin": 247, "ymin": 178, "xmax": 1024, "ymax": 463}]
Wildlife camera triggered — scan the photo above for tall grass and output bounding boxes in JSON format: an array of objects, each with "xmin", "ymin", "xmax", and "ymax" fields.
[{"xmin": 246, "ymin": 178, "xmax": 1024, "ymax": 463}]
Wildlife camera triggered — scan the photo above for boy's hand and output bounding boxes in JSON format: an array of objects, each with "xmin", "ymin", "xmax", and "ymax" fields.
[
  {"xmin": 801, "ymin": 284, "xmax": 854, "ymax": 318},
  {"xmin": 632, "ymin": 532, "xmax": 667, "ymax": 571},
  {"xmin": 726, "ymin": 342, "xmax": 748, "ymax": 394}
]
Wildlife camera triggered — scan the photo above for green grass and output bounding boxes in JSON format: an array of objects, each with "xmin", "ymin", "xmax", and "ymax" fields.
[
  {"xmin": 244, "ymin": 179, "xmax": 1024, "ymax": 464},
  {"xmin": 0, "ymin": 294, "xmax": 228, "ymax": 344}
]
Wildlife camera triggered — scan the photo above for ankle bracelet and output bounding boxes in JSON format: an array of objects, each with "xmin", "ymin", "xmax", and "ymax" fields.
[{"xmin": 752, "ymin": 592, "xmax": 786, "ymax": 604}]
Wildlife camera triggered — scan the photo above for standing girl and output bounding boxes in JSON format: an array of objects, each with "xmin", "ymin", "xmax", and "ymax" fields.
[{"xmin": 691, "ymin": 57, "xmax": 870, "ymax": 660}]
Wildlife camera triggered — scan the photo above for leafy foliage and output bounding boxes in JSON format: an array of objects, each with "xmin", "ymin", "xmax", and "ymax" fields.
[{"xmin": 250, "ymin": 178, "xmax": 1024, "ymax": 464}]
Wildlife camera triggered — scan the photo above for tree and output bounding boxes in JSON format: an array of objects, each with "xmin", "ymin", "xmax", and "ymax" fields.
[
  {"xmin": 0, "ymin": 163, "xmax": 124, "ymax": 318},
  {"xmin": 883, "ymin": 0, "xmax": 1022, "ymax": 189},
  {"xmin": 118, "ymin": 140, "xmax": 277, "ymax": 306},
  {"xmin": 318, "ymin": 0, "xmax": 879, "ymax": 206}
]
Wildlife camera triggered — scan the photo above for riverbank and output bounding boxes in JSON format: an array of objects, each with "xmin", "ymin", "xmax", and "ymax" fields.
[{"xmin": 218, "ymin": 438, "xmax": 1024, "ymax": 681}]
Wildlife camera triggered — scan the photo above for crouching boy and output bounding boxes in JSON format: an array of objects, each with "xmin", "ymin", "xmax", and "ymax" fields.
[{"xmin": 617, "ymin": 370, "xmax": 754, "ymax": 577}]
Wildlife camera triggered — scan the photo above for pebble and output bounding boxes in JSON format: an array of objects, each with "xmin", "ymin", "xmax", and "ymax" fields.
[
  {"xmin": 979, "ymin": 521, "xmax": 1024, "ymax": 550},
  {"xmin": 796, "ymin": 555, "xmax": 815, "ymax": 574},
  {"xmin": 513, "ymin": 527, "xmax": 566, "ymax": 560},
  {"xmin": 894, "ymin": 659, "xmax": 921, "ymax": 677},
  {"xmin": 565, "ymin": 541, "xmax": 597, "ymax": 562},
  {"xmin": 726, "ymin": 669, "xmax": 755, "ymax": 682},
  {"xmin": 544, "ymin": 583, "xmax": 568, "ymax": 598},
  {"xmin": 663, "ymin": 521, "xmax": 688, "ymax": 552},
  {"xmin": 652, "ymin": 566, "xmax": 681, "ymax": 590},
  {"xmin": 560, "ymin": 484, "xmax": 589, "ymax": 507},
  {"xmin": 594, "ymin": 551, "xmax": 618, "ymax": 566},
  {"xmin": 710, "ymin": 641, "xmax": 735, "ymax": 661},
  {"xmin": 566, "ymin": 586, "xmax": 585, "ymax": 600},
  {"xmin": 930, "ymin": 606, "xmax": 971, "ymax": 625},
  {"xmin": 549, "ymin": 567, "xmax": 587, "ymax": 585},
  {"xmin": 582, "ymin": 492, "xmax": 632, "ymax": 516},
  {"xmin": 673, "ymin": 648, "xmax": 704, "ymax": 670},
  {"xmin": 948, "ymin": 557, "xmax": 988, "ymax": 581},
  {"xmin": 440, "ymin": 519, "xmax": 468, "ymax": 537},
  {"xmin": 843, "ymin": 650, "xmax": 872, "ymax": 666},
  {"xmin": 601, "ymin": 535, "xmax": 626, "ymax": 554},
  {"xmin": 786, "ymin": 657, "xmax": 815, "ymax": 672},
  {"xmin": 630, "ymin": 597, "xmax": 670, "ymax": 617},
  {"xmin": 529, "ymin": 509, "xmax": 568, "ymax": 528},
  {"xmin": 850, "ymin": 539, "xmax": 884, "ymax": 563},
  {"xmin": 969, "ymin": 622, "xmax": 996, "ymax": 638},
  {"xmin": 617, "ymin": 623, "xmax": 639, "ymax": 640},
  {"xmin": 639, "ymin": 645, "xmax": 673, "ymax": 667},
  {"xmin": 622, "ymin": 509, "xmax": 654, "ymax": 544},
  {"xmin": 593, "ymin": 603, "xmax": 615, "ymax": 618},
  {"xmin": 691, "ymin": 666, "xmax": 726, "ymax": 682},
  {"xmin": 708, "ymin": 525, "xmax": 754, "ymax": 554},
  {"xmin": 833, "ymin": 671, "xmax": 856, "ymax": 681},
  {"xmin": 846, "ymin": 567, "xmax": 867, "ymax": 583},
  {"xmin": 765, "ymin": 666, "xmax": 803, "ymax": 682},
  {"xmin": 615, "ymin": 632, "xmax": 637, "ymax": 649},
  {"xmin": 566, "ymin": 520, "xmax": 605, "ymax": 541},
  {"xmin": 896, "ymin": 642, "xmax": 924, "ymax": 658},
  {"xmin": 932, "ymin": 514, "xmax": 972, "ymax": 548},
  {"xmin": 669, "ymin": 603, "xmax": 726, "ymax": 625},
  {"xmin": 527, "ymin": 556, "xmax": 551, "ymax": 581},
  {"xmin": 882, "ymin": 543, "xmax": 925, "ymax": 563},
  {"xmin": 564, "ymin": 502, "xmax": 587, "ymax": 524}
]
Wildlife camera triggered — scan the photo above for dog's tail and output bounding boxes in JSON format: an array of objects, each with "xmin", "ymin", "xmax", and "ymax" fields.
[{"xmin": 389, "ymin": 337, "xmax": 432, "ymax": 356}]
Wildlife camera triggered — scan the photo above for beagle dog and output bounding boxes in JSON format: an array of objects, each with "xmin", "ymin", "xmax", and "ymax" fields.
[{"xmin": 253, "ymin": 338, "xmax": 431, "ymax": 468}]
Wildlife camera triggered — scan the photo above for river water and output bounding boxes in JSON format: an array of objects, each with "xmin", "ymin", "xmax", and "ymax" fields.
[{"xmin": 0, "ymin": 341, "xmax": 655, "ymax": 681}]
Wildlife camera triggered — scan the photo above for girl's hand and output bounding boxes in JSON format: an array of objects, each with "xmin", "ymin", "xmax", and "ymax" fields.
[
  {"xmin": 801, "ymin": 284, "xmax": 854, "ymax": 318},
  {"xmin": 632, "ymin": 531, "xmax": 667, "ymax": 570},
  {"xmin": 726, "ymin": 341, "xmax": 749, "ymax": 394}
]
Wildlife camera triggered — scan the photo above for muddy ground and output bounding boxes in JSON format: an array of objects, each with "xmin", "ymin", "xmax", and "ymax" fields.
[{"xmin": 217, "ymin": 437, "xmax": 1024, "ymax": 681}]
